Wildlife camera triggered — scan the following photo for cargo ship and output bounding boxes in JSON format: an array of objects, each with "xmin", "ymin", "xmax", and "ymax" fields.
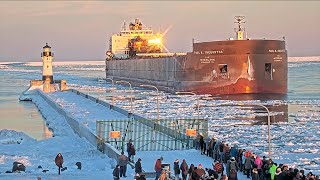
[{"xmin": 105, "ymin": 16, "xmax": 287, "ymax": 95}]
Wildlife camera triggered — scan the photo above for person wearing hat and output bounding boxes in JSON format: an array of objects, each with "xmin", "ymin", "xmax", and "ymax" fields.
[
  {"xmin": 174, "ymin": 159, "xmax": 180, "ymax": 180},
  {"xmin": 194, "ymin": 164, "xmax": 206, "ymax": 179},
  {"xmin": 226, "ymin": 157, "xmax": 238, "ymax": 177},
  {"xmin": 274, "ymin": 167, "xmax": 282, "ymax": 180}
]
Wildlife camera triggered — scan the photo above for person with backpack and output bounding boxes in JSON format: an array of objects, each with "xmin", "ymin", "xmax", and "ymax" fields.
[
  {"xmin": 227, "ymin": 157, "xmax": 238, "ymax": 177},
  {"xmin": 174, "ymin": 159, "xmax": 181, "ymax": 180},
  {"xmin": 113, "ymin": 165, "xmax": 120, "ymax": 180}
]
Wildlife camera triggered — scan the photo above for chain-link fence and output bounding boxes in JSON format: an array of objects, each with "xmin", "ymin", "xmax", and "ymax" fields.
[{"xmin": 96, "ymin": 118, "xmax": 208, "ymax": 152}]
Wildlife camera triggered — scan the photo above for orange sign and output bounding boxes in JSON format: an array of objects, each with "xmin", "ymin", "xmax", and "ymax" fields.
[
  {"xmin": 186, "ymin": 129, "xmax": 196, "ymax": 137},
  {"xmin": 110, "ymin": 131, "xmax": 121, "ymax": 138}
]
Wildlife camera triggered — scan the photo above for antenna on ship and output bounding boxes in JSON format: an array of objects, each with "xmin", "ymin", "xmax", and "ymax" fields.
[
  {"xmin": 122, "ymin": 21, "xmax": 126, "ymax": 31},
  {"xmin": 234, "ymin": 16, "xmax": 246, "ymax": 40}
]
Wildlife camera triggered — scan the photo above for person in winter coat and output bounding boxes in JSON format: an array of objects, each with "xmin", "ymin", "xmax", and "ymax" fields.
[
  {"xmin": 155, "ymin": 158, "xmax": 162, "ymax": 180},
  {"xmin": 188, "ymin": 164, "xmax": 195, "ymax": 180},
  {"xmin": 205, "ymin": 168, "xmax": 219, "ymax": 180},
  {"xmin": 199, "ymin": 134, "xmax": 205, "ymax": 154},
  {"xmin": 129, "ymin": 144, "xmax": 136, "ymax": 162},
  {"xmin": 113, "ymin": 165, "xmax": 120, "ymax": 180},
  {"xmin": 127, "ymin": 139, "xmax": 134, "ymax": 161},
  {"xmin": 213, "ymin": 140, "xmax": 220, "ymax": 161},
  {"xmin": 180, "ymin": 159, "xmax": 188, "ymax": 180},
  {"xmin": 252, "ymin": 167, "xmax": 259, "ymax": 180},
  {"xmin": 214, "ymin": 160, "xmax": 224, "ymax": 180},
  {"xmin": 219, "ymin": 141, "xmax": 225, "ymax": 162},
  {"xmin": 275, "ymin": 168, "xmax": 283, "ymax": 180},
  {"xmin": 242, "ymin": 150, "xmax": 246, "ymax": 173},
  {"xmin": 226, "ymin": 157, "xmax": 238, "ymax": 177},
  {"xmin": 196, "ymin": 134, "xmax": 200, "ymax": 150},
  {"xmin": 229, "ymin": 169, "xmax": 238, "ymax": 180},
  {"xmin": 205, "ymin": 137, "xmax": 211, "ymax": 156},
  {"xmin": 230, "ymin": 145, "xmax": 238, "ymax": 160},
  {"xmin": 135, "ymin": 158, "xmax": 142, "ymax": 175},
  {"xmin": 135, "ymin": 173, "xmax": 147, "ymax": 180},
  {"xmin": 244, "ymin": 156, "xmax": 253, "ymax": 178},
  {"xmin": 118, "ymin": 151, "xmax": 128, "ymax": 177},
  {"xmin": 174, "ymin": 159, "xmax": 180, "ymax": 180},
  {"xmin": 269, "ymin": 162, "xmax": 277, "ymax": 180},
  {"xmin": 55, "ymin": 153, "xmax": 63, "ymax": 175},
  {"xmin": 194, "ymin": 164, "xmax": 206, "ymax": 180},
  {"xmin": 223, "ymin": 144, "xmax": 231, "ymax": 163},
  {"xmin": 254, "ymin": 156, "xmax": 263, "ymax": 178}
]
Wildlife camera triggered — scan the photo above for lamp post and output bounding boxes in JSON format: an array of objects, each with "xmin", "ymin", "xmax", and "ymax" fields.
[
  {"xmin": 105, "ymin": 78, "xmax": 115, "ymax": 106},
  {"xmin": 255, "ymin": 104, "xmax": 271, "ymax": 159},
  {"xmin": 116, "ymin": 80, "xmax": 133, "ymax": 114},
  {"xmin": 226, "ymin": 103, "xmax": 271, "ymax": 158},
  {"xmin": 176, "ymin": 91, "xmax": 200, "ymax": 121},
  {"xmin": 140, "ymin": 84, "xmax": 159, "ymax": 121}
]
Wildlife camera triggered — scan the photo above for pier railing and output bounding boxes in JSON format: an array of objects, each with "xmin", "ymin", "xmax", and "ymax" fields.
[{"xmin": 96, "ymin": 118, "xmax": 208, "ymax": 152}]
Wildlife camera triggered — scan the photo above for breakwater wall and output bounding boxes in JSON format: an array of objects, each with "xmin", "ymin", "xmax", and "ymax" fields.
[
  {"xmin": 36, "ymin": 90, "xmax": 122, "ymax": 163},
  {"xmin": 68, "ymin": 89, "xmax": 199, "ymax": 149}
]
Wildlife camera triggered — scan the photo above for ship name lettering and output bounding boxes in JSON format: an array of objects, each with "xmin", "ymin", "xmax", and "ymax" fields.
[
  {"xmin": 193, "ymin": 50, "xmax": 223, "ymax": 54},
  {"xmin": 204, "ymin": 50, "xmax": 223, "ymax": 54},
  {"xmin": 269, "ymin": 49, "xmax": 285, "ymax": 53}
]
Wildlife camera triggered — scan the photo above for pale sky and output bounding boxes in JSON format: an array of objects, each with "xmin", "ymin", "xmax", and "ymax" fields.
[{"xmin": 0, "ymin": 1, "xmax": 319, "ymax": 61}]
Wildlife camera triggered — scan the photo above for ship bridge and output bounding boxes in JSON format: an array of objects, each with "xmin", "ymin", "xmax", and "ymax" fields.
[{"xmin": 109, "ymin": 19, "xmax": 163, "ymax": 60}]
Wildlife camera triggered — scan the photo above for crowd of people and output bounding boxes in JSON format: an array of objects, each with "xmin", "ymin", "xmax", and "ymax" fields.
[{"xmin": 112, "ymin": 137, "xmax": 319, "ymax": 180}]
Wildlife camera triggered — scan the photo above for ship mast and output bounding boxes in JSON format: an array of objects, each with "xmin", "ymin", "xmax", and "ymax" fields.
[{"xmin": 234, "ymin": 16, "xmax": 246, "ymax": 40}]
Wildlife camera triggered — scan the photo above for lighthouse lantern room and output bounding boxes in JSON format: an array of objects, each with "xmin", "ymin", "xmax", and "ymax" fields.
[{"xmin": 41, "ymin": 43, "xmax": 54, "ymax": 83}]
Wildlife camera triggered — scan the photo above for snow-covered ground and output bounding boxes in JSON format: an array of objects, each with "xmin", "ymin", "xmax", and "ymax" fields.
[
  {"xmin": 0, "ymin": 94, "xmax": 119, "ymax": 179},
  {"xmin": 0, "ymin": 91, "xmax": 251, "ymax": 179}
]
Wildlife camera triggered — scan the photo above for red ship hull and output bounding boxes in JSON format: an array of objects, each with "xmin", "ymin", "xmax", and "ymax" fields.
[{"xmin": 106, "ymin": 40, "xmax": 287, "ymax": 95}]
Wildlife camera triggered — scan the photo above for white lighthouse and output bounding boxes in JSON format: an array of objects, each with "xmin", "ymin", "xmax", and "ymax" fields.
[{"xmin": 41, "ymin": 43, "xmax": 54, "ymax": 83}]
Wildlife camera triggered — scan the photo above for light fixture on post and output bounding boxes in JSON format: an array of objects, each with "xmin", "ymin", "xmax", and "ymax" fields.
[{"xmin": 140, "ymin": 84, "xmax": 160, "ymax": 121}]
